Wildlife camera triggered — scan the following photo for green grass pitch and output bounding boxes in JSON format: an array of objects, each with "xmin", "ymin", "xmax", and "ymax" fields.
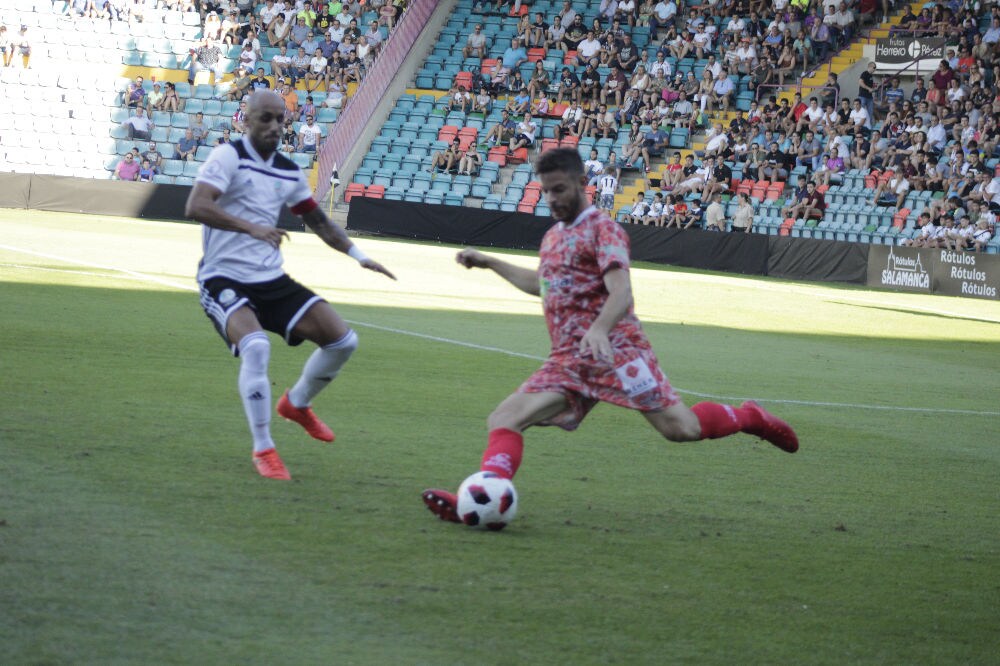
[{"xmin": 1, "ymin": 209, "xmax": 998, "ymax": 665}]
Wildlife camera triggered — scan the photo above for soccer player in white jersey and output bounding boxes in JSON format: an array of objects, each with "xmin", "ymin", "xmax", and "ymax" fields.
[{"xmin": 186, "ymin": 91, "xmax": 395, "ymax": 480}]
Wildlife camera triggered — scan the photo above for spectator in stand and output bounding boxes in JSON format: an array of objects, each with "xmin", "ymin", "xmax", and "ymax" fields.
[
  {"xmin": 123, "ymin": 107, "xmax": 154, "ymax": 141},
  {"xmin": 137, "ymin": 159, "xmax": 155, "ymax": 182},
  {"xmin": 356, "ymin": 36, "xmax": 375, "ymax": 66},
  {"xmin": 508, "ymin": 112, "xmax": 538, "ymax": 154},
  {"xmin": 871, "ymin": 171, "xmax": 910, "ymax": 209},
  {"xmin": 784, "ymin": 180, "xmax": 826, "ymax": 220},
  {"xmin": 297, "ymin": 114, "xmax": 323, "ymax": 153},
  {"xmin": 555, "ymin": 66, "xmax": 580, "ymax": 105},
  {"xmin": 267, "ymin": 13, "xmax": 292, "ymax": 47},
  {"xmin": 485, "ymin": 109, "xmax": 517, "ymax": 147},
  {"xmin": 175, "ymin": 128, "xmax": 200, "ymax": 161},
  {"xmin": 204, "ymin": 11, "xmax": 223, "ymax": 41},
  {"xmin": 526, "ymin": 60, "xmax": 551, "ymax": 102},
  {"xmin": 600, "ymin": 66, "xmax": 628, "ymax": 106},
  {"xmin": 299, "ymin": 95, "xmax": 317, "ymax": 122},
  {"xmin": 0, "ymin": 25, "xmax": 11, "ymax": 68},
  {"xmin": 190, "ymin": 111, "xmax": 209, "ymax": 144},
  {"xmin": 124, "ymin": 77, "xmax": 146, "ymax": 109},
  {"xmin": 650, "ymin": 0, "xmax": 678, "ymax": 38},
  {"xmin": 188, "ymin": 38, "xmax": 224, "ymax": 85},
  {"xmin": 271, "ymin": 45, "xmax": 294, "ymax": 83},
  {"xmin": 113, "ymin": 153, "xmax": 140, "ymax": 181},
  {"xmin": 364, "ymin": 20, "xmax": 384, "ymax": 57},
  {"xmin": 226, "ymin": 67, "xmax": 254, "ymax": 101},
  {"xmin": 430, "ymin": 138, "xmax": 463, "ymax": 173},
  {"xmin": 305, "ymin": 47, "xmax": 329, "ymax": 92},
  {"xmin": 450, "ymin": 84, "xmax": 473, "ymax": 113},
  {"xmin": 290, "ymin": 46, "xmax": 312, "ymax": 85},
  {"xmin": 458, "ymin": 144, "xmax": 483, "ymax": 177},
  {"xmin": 161, "ymin": 82, "xmax": 181, "ymax": 113},
  {"xmin": 146, "ymin": 83, "xmax": 164, "ymax": 111},
  {"xmin": 15, "ymin": 24, "xmax": 30, "ymax": 68},
  {"xmin": 499, "ymin": 38, "xmax": 528, "ymax": 80},
  {"xmin": 288, "ymin": 17, "xmax": 311, "ymax": 49},
  {"xmin": 251, "ymin": 68, "xmax": 271, "ymax": 92},
  {"xmin": 545, "ymin": 16, "xmax": 566, "ymax": 50},
  {"xmin": 562, "ymin": 14, "xmax": 587, "ymax": 51},
  {"xmin": 232, "ymin": 99, "xmax": 248, "ymax": 132},
  {"xmin": 143, "ymin": 142, "xmax": 163, "ymax": 173},
  {"xmin": 462, "ymin": 23, "xmax": 488, "ymax": 60}
]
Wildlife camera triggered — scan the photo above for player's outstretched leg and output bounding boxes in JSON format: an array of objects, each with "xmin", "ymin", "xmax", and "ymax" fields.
[
  {"xmin": 739, "ymin": 400, "xmax": 799, "ymax": 453},
  {"xmin": 277, "ymin": 391, "xmax": 336, "ymax": 442},
  {"xmin": 691, "ymin": 401, "xmax": 798, "ymax": 453},
  {"xmin": 237, "ymin": 331, "xmax": 291, "ymax": 479},
  {"xmin": 278, "ymin": 329, "xmax": 358, "ymax": 442},
  {"xmin": 421, "ymin": 427, "xmax": 525, "ymax": 523}
]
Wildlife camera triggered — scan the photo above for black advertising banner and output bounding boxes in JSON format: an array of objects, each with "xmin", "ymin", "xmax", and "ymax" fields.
[
  {"xmin": 867, "ymin": 245, "xmax": 999, "ymax": 300},
  {"xmin": 874, "ymin": 37, "xmax": 945, "ymax": 65},
  {"xmin": 933, "ymin": 249, "xmax": 1000, "ymax": 299}
]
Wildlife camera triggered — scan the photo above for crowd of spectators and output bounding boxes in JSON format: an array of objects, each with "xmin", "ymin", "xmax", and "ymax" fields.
[
  {"xmin": 18, "ymin": 1, "xmax": 412, "ymax": 182},
  {"xmin": 445, "ymin": 0, "xmax": 996, "ymax": 249}
]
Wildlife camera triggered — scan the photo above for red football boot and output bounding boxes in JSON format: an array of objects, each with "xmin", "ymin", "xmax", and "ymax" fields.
[
  {"xmin": 421, "ymin": 489, "xmax": 461, "ymax": 523},
  {"xmin": 741, "ymin": 401, "xmax": 799, "ymax": 453},
  {"xmin": 277, "ymin": 391, "xmax": 335, "ymax": 442}
]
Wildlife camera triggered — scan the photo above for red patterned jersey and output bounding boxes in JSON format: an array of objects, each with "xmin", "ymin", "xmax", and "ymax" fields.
[
  {"xmin": 523, "ymin": 205, "xmax": 679, "ymax": 430},
  {"xmin": 538, "ymin": 205, "xmax": 640, "ymax": 353}
]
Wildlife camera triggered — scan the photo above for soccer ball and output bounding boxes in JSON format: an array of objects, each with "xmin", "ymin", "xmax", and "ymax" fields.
[{"xmin": 456, "ymin": 471, "xmax": 518, "ymax": 530}]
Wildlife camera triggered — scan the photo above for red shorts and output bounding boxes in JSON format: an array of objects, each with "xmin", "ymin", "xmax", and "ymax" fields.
[{"xmin": 519, "ymin": 346, "xmax": 680, "ymax": 431}]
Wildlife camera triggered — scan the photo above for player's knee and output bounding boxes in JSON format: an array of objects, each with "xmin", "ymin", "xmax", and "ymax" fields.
[
  {"xmin": 238, "ymin": 331, "xmax": 271, "ymax": 373},
  {"xmin": 336, "ymin": 328, "xmax": 359, "ymax": 356},
  {"xmin": 650, "ymin": 409, "xmax": 701, "ymax": 442}
]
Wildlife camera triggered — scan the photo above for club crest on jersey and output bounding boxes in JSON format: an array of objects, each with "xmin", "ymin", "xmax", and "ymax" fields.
[
  {"xmin": 218, "ymin": 289, "xmax": 237, "ymax": 306},
  {"xmin": 615, "ymin": 359, "xmax": 657, "ymax": 397}
]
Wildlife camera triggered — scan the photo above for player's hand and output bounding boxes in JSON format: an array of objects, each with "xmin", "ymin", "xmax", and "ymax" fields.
[
  {"xmin": 360, "ymin": 259, "xmax": 396, "ymax": 280},
  {"xmin": 456, "ymin": 247, "xmax": 490, "ymax": 269},
  {"xmin": 579, "ymin": 327, "xmax": 614, "ymax": 363},
  {"xmin": 248, "ymin": 223, "xmax": 289, "ymax": 248}
]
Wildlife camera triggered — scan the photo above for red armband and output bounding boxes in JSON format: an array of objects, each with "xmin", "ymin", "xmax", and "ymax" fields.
[{"xmin": 290, "ymin": 197, "xmax": 319, "ymax": 216}]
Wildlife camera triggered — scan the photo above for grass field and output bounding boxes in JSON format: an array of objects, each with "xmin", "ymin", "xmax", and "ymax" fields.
[{"xmin": 1, "ymin": 209, "xmax": 998, "ymax": 665}]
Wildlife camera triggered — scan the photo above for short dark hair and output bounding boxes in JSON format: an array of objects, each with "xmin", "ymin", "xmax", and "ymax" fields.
[{"xmin": 535, "ymin": 147, "xmax": 584, "ymax": 177}]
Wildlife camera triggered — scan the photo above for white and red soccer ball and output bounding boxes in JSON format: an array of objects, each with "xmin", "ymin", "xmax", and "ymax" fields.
[{"xmin": 456, "ymin": 472, "xmax": 519, "ymax": 530}]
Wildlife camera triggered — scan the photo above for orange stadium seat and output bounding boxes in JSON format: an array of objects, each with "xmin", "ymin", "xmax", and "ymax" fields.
[
  {"xmin": 487, "ymin": 147, "xmax": 508, "ymax": 166},
  {"xmin": 527, "ymin": 48, "xmax": 547, "ymax": 62},
  {"xmin": 508, "ymin": 147, "xmax": 529, "ymax": 164},
  {"xmin": 540, "ymin": 138, "xmax": 560, "ymax": 154},
  {"xmin": 364, "ymin": 184, "xmax": 385, "ymax": 199},
  {"xmin": 344, "ymin": 183, "xmax": 365, "ymax": 202}
]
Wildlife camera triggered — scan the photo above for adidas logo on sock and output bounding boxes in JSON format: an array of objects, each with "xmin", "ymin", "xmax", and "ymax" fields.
[
  {"xmin": 248, "ymin": 391, "xmax": 265, "ymax": 400},
  {"xmin": 483, "ymin": 453, "xmax": 513, "ymax": 474}
]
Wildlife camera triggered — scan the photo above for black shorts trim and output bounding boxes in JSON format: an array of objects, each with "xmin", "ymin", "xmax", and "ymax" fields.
[{"xmin": 199, "ymin": 274, "xmax": 324, "ymax": 356}]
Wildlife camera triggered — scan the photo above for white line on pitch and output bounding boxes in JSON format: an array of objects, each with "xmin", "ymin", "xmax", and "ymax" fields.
[{"xmin": 2, "ymin": 243, "xmax": 997, "ymax": 417}]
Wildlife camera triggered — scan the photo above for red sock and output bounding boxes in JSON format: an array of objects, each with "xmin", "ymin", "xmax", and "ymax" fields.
[
  {"xmin": 480, "ymin": 428, "xmax": 524, "ymax": 479},
  {"xmin": 691, "ymin": 402, "xmax": 754, "ymax": 439}
]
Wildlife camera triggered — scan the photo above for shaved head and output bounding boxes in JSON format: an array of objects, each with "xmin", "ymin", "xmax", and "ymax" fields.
[{"xmin": 246, "ymin": 90, "xmax": 285, "ymax": 117}]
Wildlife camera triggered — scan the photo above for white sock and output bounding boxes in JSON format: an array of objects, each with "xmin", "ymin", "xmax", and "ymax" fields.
[
  {"xmin": 287, "ymin": 329, "xmax": 358, "ymax": 408},
  {"xmin": 237, "ymin": 331, "xmax": 275, "ymax": 454}
]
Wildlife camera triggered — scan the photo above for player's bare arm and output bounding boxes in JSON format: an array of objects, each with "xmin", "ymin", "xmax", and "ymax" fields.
[
  {"xmin": 300, "ymin": 207, "xmax": 396, "ymax": 280},
  {"xmin": 578, "ymin": 267, "xmax": 632, "ymax": 362},
  {"xmin": 456, "ymin": 248, "xmax": 540, "ymax": 296},
  {"xmin": 185, "ymin": 182, "xmax": 289, "ymax": 248}
]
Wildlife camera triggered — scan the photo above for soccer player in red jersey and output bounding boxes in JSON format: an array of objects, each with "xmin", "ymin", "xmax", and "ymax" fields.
[{"xmin": 422, "ymin": 147, "xmax": 797, "ymax": 522}]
